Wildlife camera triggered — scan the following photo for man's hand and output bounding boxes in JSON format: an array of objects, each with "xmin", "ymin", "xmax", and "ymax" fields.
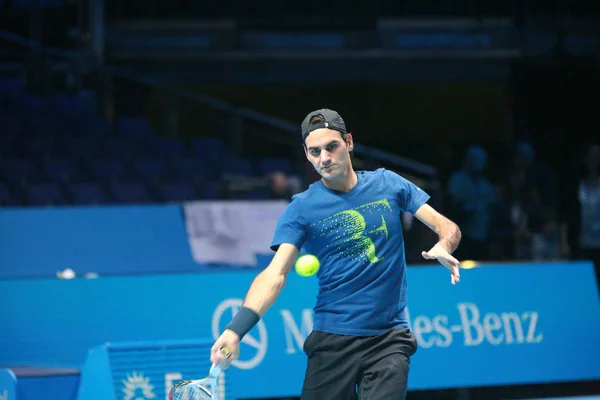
[
  {"xmin": 210, "ymin": 329, "xmax": 240, "ymax": 368},
  {"xmin": 422, "ymin": 243, "xmax": 461, "ymax": 285}
]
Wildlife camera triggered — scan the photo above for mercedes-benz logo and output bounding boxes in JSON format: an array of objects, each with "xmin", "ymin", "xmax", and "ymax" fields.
[{"xmin": 212, "ymin": 298, "xmax": 268, "ymax": 369}]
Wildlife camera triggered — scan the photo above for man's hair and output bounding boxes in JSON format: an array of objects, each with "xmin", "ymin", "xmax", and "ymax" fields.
[{"xmin": 306, "ymin": 115, "xmax": 354, "ymax": 157}]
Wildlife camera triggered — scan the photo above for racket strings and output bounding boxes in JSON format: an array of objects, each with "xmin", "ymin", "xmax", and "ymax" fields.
[{"xmin": 171, "ymin": 383, "xmax": 213, "ymax": 400}]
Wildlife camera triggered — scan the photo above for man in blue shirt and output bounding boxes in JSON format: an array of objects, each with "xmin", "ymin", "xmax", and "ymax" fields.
[{"xmin": 212, "ymin": 109, "xmax": 462, "ymax": 399}]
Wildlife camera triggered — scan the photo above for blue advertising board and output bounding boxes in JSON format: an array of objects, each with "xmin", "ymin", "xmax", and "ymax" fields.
[
  {"xmin": 0, "ymin": 261, "xmax": 599, "ymax": 399},
  {"xmin": 0, "ymin": 205, "xmax": 199, "ymax": 278}
]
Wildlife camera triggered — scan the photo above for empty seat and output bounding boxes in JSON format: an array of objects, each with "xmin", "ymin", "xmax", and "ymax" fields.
[
  {"xmin": 89, "ymin": 160, "xmax": 131, "ymax": 182},
  {"xmin": 191, "ymin": 138, "xmax": 226, "ymax": 161},
  {"xmin": 161, "ymin": 182, "xmax": 197, "ymax": 202},
  {"xmin": 154, "ymin": 137, "xmax": 189, "ymax": 158},
  {"xmin": 259, "ymin": 158, "xmax": 291, "ymax": 175},
  {"xmin": 42, "ymin": 159, "xmax": 86, "ymax": 183},
  {"xmin": 29, "ymin": 117, "xmax": 64, "ymax": 137},
  {"xmin": 24, "ymin": 137, "xmax": 60, "ymax": 157},
  {"xmin": 0, "ymin": 158, "xmax": 40, "ymax": 184},
  {"xmin": 115, "ymin": 116, "xmax": 155, "ymax": 139},
  {"xmin": 53, "ymin": 93, "xmax": 94, "ymax": 116},
  {"xmin": 171, "ymin": 159, "xmax": 209, "ymax": 183},
  {"xmin": 61, "ymin": 136, "xmax": 104, "ymax": 158},
  {"xmin": 103, "ymin": 137, "xmax": 136, "ymax": 159},
  {"xmin": 0, "ymin": 133, "xmax": 22, "ymax": 158},
  {"xmin": 133, "ymin": 159, "xmax": 169, "ymax": 182},
  {"xmin": 25, "ymin": 183, "xmax": 65, "ymax": 206},
  {"xmin": 69, "ymin": 183, "xmax": 107, "ymax": 205},
  {"xmin": 0, "ymin": 183, "xmax": 12, "ymax": 205},
  {"xmin": 110, "ymin": 182, "xmax": 150, "ymax": 204},
  {"xmin": 66, "ymin": 115, "xmax": 112, "ymax": 138},
  {"xmin": 0, "ymin": 78, "xmax": 25, "ymax": 95},
  {"xmin": 199, "ymin": 182, "xmax": 221, "ymax": 200},
  {"xmin": 0, "ymin": 115, "xmax": 25, "ymax": 136},
  {"xmin": 223, "ymin": 158, "xmax": 254, "ymax": 176}
]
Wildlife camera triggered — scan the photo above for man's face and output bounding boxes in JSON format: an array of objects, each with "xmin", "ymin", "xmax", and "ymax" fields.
[{"xmin": 304, "ymin": 128, "xmax": 353, "ymax": 180}]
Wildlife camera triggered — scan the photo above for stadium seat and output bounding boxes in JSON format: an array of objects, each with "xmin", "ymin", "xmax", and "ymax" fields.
[
  {"xmin": 0, "ymin": 183, "xmax": 12, "ymax": 205},
  {"xmin": 0, "ymin": 132, "xmax": 21, "ymax": 158},
  {"xmin": 24, "ymin": 136, "xmax": 60, "ymax": 158},
  {"xmin": 41, "ymin": 159, "xmax": 87, "ymax": 183},
  {"xmin": 258, "ymin": 158, "xmax": 291, "ymax": 175},
  {"xmin": 0, "ymin": 115, "xmax": 24, "ymax": 136},
  {"xmin": 89, "ymin": 160, "xmax": 131, "ymax": 182},
  {"xmin": 103, "ymin": 137, "xmax": 136, "ymax": 159},
  {"xmin": 61, "ymin": 136, "xmax": 104, "ymax": 158},
  {"xmin": 115, "ymin": 116, "xmax": 155, "ymax": 139},
  {"xmin": 0, "ymin": 158, "xmax": 41, "ymax": 184},
  {"xmin": 53, "ymin": 93, "xmax": 94, "ymax": 116},
  {"xmin": 191, "ymin": 138, "xmax": 226, "ymax": 161},
  {"xmin": 161, "ymin": 182, "xmax": 197, "ymax": 202},
  {"xmin": 0, "ymin": 78, "xmax": 25, "ymax": 95},
  {"xmin": 110, "ymin": 182, "xmax": 151, "ymax": 203},
  {"xmin": 223, "ymin": 158, "xmax": 254, "ymax": 176},
  {"xmin": 171, "ymin": 158, "xmax": 209, "ymax": 183},
  {"xmin": 25, "ymin": 183, "xmax": 65, "ymax": 206},
  {"xmin": 69, "ymin": 183, "xmax": 107, "ymax": 204},
  {"xmin": 133, "ymin": 159, "xmax": 170, "ymax": 182},
  {"xmin": 154, "ymin": 137, "xmax": 189, "ymax": 158},
  {"xmin": 75, "ymin": 115, "xmax": 113, "ymax": 137},
  {"xmin": 199, "ymin": 182, "xmax": 221, "ymax": 200}
]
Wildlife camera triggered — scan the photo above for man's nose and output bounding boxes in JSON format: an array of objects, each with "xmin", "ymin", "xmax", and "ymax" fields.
[{"xmin": 320, "ymin": 151, "xmax": 331, "ymax": 164}]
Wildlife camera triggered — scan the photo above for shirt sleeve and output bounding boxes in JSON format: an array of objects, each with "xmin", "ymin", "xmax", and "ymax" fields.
[
  {"xmin": 270, "ymin": 197, "xmax": 306, "ymax": 252},
  {"xmin": 384, "ymin": 169, "xmax": 430, "ymax": 214}
]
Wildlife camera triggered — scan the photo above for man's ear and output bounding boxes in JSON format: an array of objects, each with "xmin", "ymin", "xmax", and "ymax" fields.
[{"xmin": 346, "ymin": 133, "xmax": 354, "ymax": 152}]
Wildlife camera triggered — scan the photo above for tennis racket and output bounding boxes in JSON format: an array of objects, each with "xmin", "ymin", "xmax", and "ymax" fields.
[{"xmin": 169, "ymin": 346, "xmax": 231, "ymax": 400}]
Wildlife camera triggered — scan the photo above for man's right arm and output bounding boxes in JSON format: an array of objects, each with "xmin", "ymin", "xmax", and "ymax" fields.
[
  {"xmin": 241, "ymin": 243, "xmax": 299, "ymax": 316},
  {"xmin": 210, "ymin": 243, "xmax": 299, "ymax": 365}
]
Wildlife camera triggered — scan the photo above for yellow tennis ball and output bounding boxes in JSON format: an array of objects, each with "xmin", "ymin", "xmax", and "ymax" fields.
[{"xmin": 295, "ymin": 254, "xmax": 320, "ymax": 277}]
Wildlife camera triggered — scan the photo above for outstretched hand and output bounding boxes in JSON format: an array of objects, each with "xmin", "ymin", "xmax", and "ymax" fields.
[{"xmin": 422, "ymin": 244, "xmax": 461, "ymax": 285}]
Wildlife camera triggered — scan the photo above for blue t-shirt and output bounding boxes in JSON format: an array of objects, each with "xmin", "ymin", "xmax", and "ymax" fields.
[{"xmin": 270, "ymin": 168, "xmax": 430, "ymax": 336}]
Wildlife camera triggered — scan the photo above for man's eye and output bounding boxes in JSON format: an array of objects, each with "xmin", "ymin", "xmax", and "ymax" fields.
[
  {"xmin": 327, "ymin": 144, "xmax": 338, "ymax": 151},
  {"xmin": 310, "ymin": 150, "xmax": 320, "ymax": 156}
]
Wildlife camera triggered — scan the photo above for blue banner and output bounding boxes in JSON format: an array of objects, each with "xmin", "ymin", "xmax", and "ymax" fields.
[
  {"xmin": 0, "ymin": 261, "xmax": 599, "ymax": 399},
  {"xmin": 0, "ymin": 205, "xmax": 198, "ymax": 279}
]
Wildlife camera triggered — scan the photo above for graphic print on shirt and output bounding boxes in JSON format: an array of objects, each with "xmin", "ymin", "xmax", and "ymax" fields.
[{"xmin": 310, "ymin": 199, "xmax": 392, "ymax": 263}]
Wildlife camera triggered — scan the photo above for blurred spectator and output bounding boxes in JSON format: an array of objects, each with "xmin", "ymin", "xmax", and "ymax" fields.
[
  {"xmin": 447, "ymin": 145, "xmax": 496, "ymax": 261},
  {"xmin": 512, "ymin": 141, "xmax": 558, "ymax": 208},
  {"xmin": 269, "ymin": 171, "xmax": 295, "ymax": 201},
  {"xmin": 488, "ymin": 179, "xmax": 515, "ymax": 260},
  {"xmin": 577, "ymin": 144, "xmax": 600, "ymax": 279}
]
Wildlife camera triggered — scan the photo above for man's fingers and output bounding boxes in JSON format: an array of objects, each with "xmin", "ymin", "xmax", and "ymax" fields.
[{"xmin": 421, "ymin": 251, "xmax": 433, "ymax": 259}]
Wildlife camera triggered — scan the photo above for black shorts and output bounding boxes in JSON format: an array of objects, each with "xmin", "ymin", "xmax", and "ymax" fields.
[{"xmin": 301, "ymin": 327, "xmax": 418, "ymax": 400}]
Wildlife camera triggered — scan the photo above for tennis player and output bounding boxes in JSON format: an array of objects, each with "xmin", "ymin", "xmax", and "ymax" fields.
[{"xmin": 211, "ymin": 109, "xmax": 462, "ymax": 399}]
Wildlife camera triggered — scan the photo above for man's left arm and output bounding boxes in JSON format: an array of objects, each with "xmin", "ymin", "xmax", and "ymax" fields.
[{"xmin": 414, "ymin": 203, "xmax": 462, "ymax": 284}]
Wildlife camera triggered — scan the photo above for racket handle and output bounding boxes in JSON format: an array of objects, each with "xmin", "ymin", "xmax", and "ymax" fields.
[{"xmin": 209, "ymin": 345, "xmax": 231, "ymax": 377}]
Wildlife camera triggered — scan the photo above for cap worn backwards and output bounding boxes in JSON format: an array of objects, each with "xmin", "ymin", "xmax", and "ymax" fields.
[{"xmin": 301, "ymin": 109, "xmax": 347, "ymax": 140}]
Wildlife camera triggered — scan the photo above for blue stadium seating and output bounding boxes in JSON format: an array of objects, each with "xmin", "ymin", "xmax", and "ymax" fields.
[
  {"xmin": 110, "ymin": 182, "xmax": 150, "ymax": 203},
  {"xmin": 25, "ymin": 183, "xmax": 66, "ymax": 206},
  {"xmin": 0, "ymin": 183, "xmax": 12, "ymax": 205},
  {"xmin": 153, "ymin": 136, "xmax": 189, "ymax": 158},
  {"xmin": 42, "ymin": 159, "xmax": 87, "ymax": 184},
  {"xmin": 161, "ymin": 182, "xmax": 197, "ymax": 202},
  {"xmin": 133, "ymin": 159, "xmax": 169, "ymax": 182},
  {"xmin": 1, "ymin": 158, "xmax": 41, "ymax": 185},
  {"xmin": 259, "ymin": 157, "xmax": 292, "ymax": 175},
  {"xmin": 89, "ymin": 160, "xmax": 131, "ymax": 182},
  {"xmin": 0, "ymin": 77, "xmax": 295, "ymax": 206},
  {"xmin": 69, "ymin": 183, "xmax": 108, "ymax": 205}
]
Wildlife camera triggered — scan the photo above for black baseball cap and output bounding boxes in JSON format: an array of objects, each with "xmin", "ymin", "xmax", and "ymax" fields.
[{"xmin": 301, "ymin": 109, "xmax": 347, "ymax": 140}]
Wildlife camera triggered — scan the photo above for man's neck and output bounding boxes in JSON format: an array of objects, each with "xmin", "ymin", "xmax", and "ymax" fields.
[{"xmin": 322, "ymin": 167, "xmax": 358, "ymax": 192}]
